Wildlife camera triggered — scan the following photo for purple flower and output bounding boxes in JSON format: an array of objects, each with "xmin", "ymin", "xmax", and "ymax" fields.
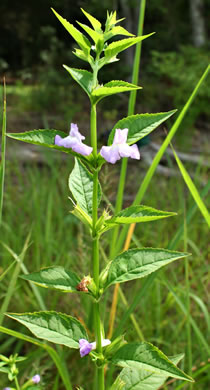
[
  {"xmin": 79, "ymin": 338, "xmax": 111, "ymax": 357},
  {"xmin": 3, "ymin": 388, "xmax": 11, "ymax": 390},
  {"xmin": 100, "ymin": 128, "xmax": 140, "ymax": 164},
  {"xmin": 55, "ymin": 123, "xmax": 93, "ymax": 156},
  {"xmin": 32, "ymin": 374, "xmax": 41, "ymax": 384}
]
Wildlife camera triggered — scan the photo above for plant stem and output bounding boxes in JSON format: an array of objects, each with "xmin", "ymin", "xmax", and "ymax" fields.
[
  {"xmin": 14, "ymin": 376, "xmax": 20, "ymax": 390},
  {"xmin": 0, "ymin": 78, "xmax": 6, "ymax": 227},
  {"xmin": 90, "ymin": 101, "xmax": 104, "ymax": 390}
]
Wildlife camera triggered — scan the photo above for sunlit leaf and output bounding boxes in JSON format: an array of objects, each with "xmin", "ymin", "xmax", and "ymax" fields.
[
  {"xmin": 106, "ymin": 205, "xmax": 176, "ymax": 225},
  {"xmin": 105, "ymin": 33, "xmax": 154, "ymax": 58},
  {"xmin": 51, "ymin": 8, "xmax": 91, "ymax": 55},
  {"xmin": 111, "ymin": 342, "xmax": 193, "ymax": 382},
  {"xmin": 21, "ymin": 266, "xmax": 80, "ymax": 293},
  {"xmin": 101, "ymin": 248, "xmax": 189, "ymax": 289},
  {"xmin": 63, "ymin": 66, "xmax": 93, "ymax": 96},
  {"xmin": 92, "ymin": 80, "xmax": 141, "ymax": 103},
  {"xmin": 69, "ymin": 158, "xmax": 102, "ymax": 216},
  {"xmin": 108, "ymin": 110, "xmax": 176, "ymax": 145},
  {"xmin": 7, "ymin": 311, "xmax": 87, "ymax": 349}
]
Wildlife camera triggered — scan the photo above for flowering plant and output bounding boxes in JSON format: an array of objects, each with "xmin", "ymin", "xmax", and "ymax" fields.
[{"xmin": 5, "ymin": 7, "xmax": 194, "ymax": 390}]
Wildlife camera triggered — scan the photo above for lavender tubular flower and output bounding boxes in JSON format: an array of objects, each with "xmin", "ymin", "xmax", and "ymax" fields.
[
  {"xmin": 79, "ymin": 338, "xmax": 111, "ymax": 357},
  {"xmin": 100, "ymin": 128, "xmax": 140, "ymax": 164},
  {"xmin": 55, "ymin": 123, "xmax": 93, "ymax": 156},
  {"xmin": 32, "ymin": 374, "xmax": 41, "ymax": 384}
]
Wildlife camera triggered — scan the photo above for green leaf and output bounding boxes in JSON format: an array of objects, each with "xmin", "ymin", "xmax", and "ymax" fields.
[
  {"xmin": 111, "ymin": 342, "xmax": 193, "ymax": 382},
  {"xmin": 6, "ymin": 130, "xmax": 93, "ymax": 165},
  {"xmin": 73, "ymin": 48, "xmax": 93, "ymax": 64},
  {"xmin": 81, "ymin": 8, "xmax": 102, "ymax": 32},
  {"xmin": 77, "ymin": 22, "xmax": 103, "ymax": 45},
  {"xmin": 21, "ymin": 266, "xmax": 80, "ymax": 293},
  {"xmin": 51, "ymin": 8, "xmax": 91, "ymax": 55},
  {"xmin": 104, "ymin": 33, "xmax": 154, "ymax": 59},
  {"xmin": 7, "ymin": 311, "xmax": 87, "ymax": 349},
  {"xmin": 114, "ymin": 354, "xmax": 184, "ymax": 390},
  {"xmin": 92, "ymin": 81, "xmax": 141, "ymax": 103},
  {"xmin": 108, "ymin": 110, "xmax": 176, "ymax": 146},
  {"xmin": 63, "ymin": 66, "xmax": 93, "ymax": 96},
  {"xmin": 69, "ymin": 158, "xmax": 101, "ymax": 216},
  {"xmin": 101, "ymin": 248, "xmax": 189, "ymax": 289},
  {"xmin": 104, "ymin": 26, "xmax": 134, "ymax": 41},
  {"xmin": 106, "ymin": 205, "xmax": 176, "ymax": 225}
]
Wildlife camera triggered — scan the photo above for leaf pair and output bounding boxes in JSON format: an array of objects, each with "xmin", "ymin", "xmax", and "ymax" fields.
[{"xmin": 5, "ymin": 310, "xmax": 194, "ymax": 383}]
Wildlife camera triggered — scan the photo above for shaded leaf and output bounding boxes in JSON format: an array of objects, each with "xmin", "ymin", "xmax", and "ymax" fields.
[
  {"xmin": 7, "ymin": 311, "xmax": 87, "ymax": 349},
  {"xmin": 105, "ymin": 34, "xmax": 154, "ymax": 58},
  {"xmin": 21, "ymin": 266, "xmax": 80, "ymax": 293},
  {"xmin": 73, "ymin": 48, "xmax": 93, "ymax": 64},
  {"xmin": 106, "ymin": 205, "xmax": 176, "ymax": 225},
  {"xmin": 63, "ymin": 66, "xmax": 93, "ymax": 96},
  {"xmin": 108, "ymin": 110, "xmax": 177, "ymax": 146},
  {"xmin": 111, "ymin": 342, "xmax": 193, "ymax": 382},
  {"xmin": 69, "ymin": 158, "xmax": 101, "ymax": 216},
  {"xmin": 101, "ymin": 248, "xmax": 189, "ymax": 289}
]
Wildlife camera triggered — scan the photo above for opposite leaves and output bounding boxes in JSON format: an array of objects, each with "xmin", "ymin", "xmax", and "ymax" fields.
[
  {"xmin": 111, "ymin": 342, "xmax": 193, "ymax": 382},
  {"xmin": 7, "ymin": 311, "xmax": 88, "ymax": 349},
  {"xmin": 101, "ymin": 248, "xmax": 189, "ymax": 290},
  {"xmin": 69, "ymin": 158, "xmax": 102, "ymax": 216}
]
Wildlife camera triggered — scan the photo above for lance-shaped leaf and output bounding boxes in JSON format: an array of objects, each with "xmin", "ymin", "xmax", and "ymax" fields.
[
  {"xmin": 21, "ymin": 266, "xmax": 80, "ymax": 293},
  {"xmin": 111, "ymin": 343, "xmax": 193, "ymax": 382},
  {"xmin": 104, "ymin": 26, "xmax": 134, "ymax": 41},
  {"xmin": 81, "ymin": 8, "xmax": 102, "ymax": 32},
  {"xmin": 101, "ymin": 248, "xmax": 189, "ymax": 289},
  {"xmin": 106, "ymin": 205, "xmax": 176, "ymax": 226},
  {"xmin": 105, "ymin": 33, "xmax": 154, "ymax": 59},
  {"xmin": 113, "ymin": 354, "xmax": 184, "ymax": 389},
  {"xmin": 77, "ymin": 22, "xmax": 103, "ymax": 45},
  {"xmin": 7, "ymin": 311, "xmax": 88, "ymax": 349},
  {"xmin": 108, "ymin": 110, "xmax": 177, "ymax": 146},
  {"xmin": 6, "ymin": 129, "xmax": 91, "ymax": 164},
  {"xmin": 92, "ymin": 81, "xmax": 141, "ymax": 103},
  {"xmin": 69, "ymin": 158, "xmax": 102, "ymax": 216},
  {"xmin": 51, "ymin": 8, "xmax": 91, "ymax": 55},
  {"xmin": 73, "ymin": 48, "xmax": 94, "ymax": 64},
  {"xmin": 63, "ymin": 66, "xmax": 93, "ymax": 96}
]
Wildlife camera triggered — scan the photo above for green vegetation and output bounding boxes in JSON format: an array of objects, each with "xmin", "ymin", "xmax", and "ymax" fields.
[{"xmin": 0, "ymin": 151, "xmax": 209, "ymax": 388}]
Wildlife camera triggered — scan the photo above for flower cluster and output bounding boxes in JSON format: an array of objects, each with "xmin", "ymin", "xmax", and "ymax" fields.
[{"xmin": 55, "ymin": 124, "xmax": 140, "ymax": 164}]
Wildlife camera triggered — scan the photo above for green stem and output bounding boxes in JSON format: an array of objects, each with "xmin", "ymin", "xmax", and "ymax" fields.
[
  {"xmin": 0, "ymin": 79, "xmax": 6, "ymax": 227},
  {"xmin": 90, "ymin": 101, "xmax": 104, "ymax": 390},
  {"xmin": 14, "ymin": 376, "xmax": 20, "ymax": 390},
  {"xmin": 109, "ymin": 0, "xmax": 147, "ymax": 257},
  {"xmin": 184, "ymin": 207, "xmax": 192, "ymax": 389}
]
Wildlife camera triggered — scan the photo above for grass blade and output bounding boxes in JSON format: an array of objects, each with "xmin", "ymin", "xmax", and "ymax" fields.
[
  {"xmin": 172, "ymin": 146, "xmax": 210, "ymax": 228},
  {"xmin": 0, "ymin": 325, "xmax": 72, "ymax": 390},
  {"xmin": 0, "ymin": 78, "xmax": 6, "ymax": 226}
]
